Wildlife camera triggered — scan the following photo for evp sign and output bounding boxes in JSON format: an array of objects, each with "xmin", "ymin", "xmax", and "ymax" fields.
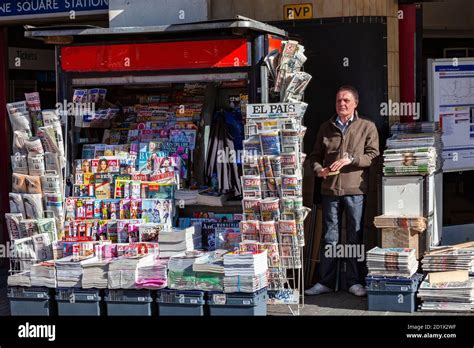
[{"xmin": 283, "ymin": 3, "xmax": 313, "ymax": 20}]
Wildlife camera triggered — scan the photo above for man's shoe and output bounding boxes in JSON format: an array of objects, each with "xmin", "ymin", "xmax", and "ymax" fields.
[
  {"xmin": 348, "ymin": 284, "xmax": 367, "ymax": 297},
  {"xmin": 304, "ymin": 283, "xmax": 333, "ymax": 296}
]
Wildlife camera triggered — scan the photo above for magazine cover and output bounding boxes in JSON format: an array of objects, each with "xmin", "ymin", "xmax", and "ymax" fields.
[{"xmin": 215, "ymin": 222, "xmax": 241, "ymax": 251}]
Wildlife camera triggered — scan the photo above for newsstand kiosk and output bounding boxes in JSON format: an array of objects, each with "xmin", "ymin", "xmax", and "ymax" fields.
[{"xmin": 23, "ymin": 18, "xmax": 304, "ymax": 316}]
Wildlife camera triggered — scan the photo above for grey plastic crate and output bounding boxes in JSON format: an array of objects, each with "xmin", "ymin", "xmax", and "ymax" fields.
[
  {"xmin": 366, "ymin": 274, "xmax": 423, "ymax": 313},
  {"xmin": 56, "ymin": 288, "xmax": 102, "ymax": 316},
  {"xmin": 157, "ymin": 289, "xmax": 205, "ymax": 316},
  {"xmin": 8, "ymin": 287, "xmax": 55, "ymax": 316},
  {"xmin": 207, "ymin": 289, "xmax": 268, "ymax": 316},
  {"xmin": 105, "ymin": 289, "xmax": 155, "ymax": 316}
]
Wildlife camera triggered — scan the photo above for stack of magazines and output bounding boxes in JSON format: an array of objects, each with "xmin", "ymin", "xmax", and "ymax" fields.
[
  {"xmin": 383, "ymin": 122, "xmax": 442, "ymax": 176},
  {"xmin": 373, "ymin": 215, "xmax": 427, "ymax": 231},
  {"xmin": 55, "ymin": 256, "xmax": 87, "ymax": 288},
  {"xmin": 167, "ymin": 250, "xmax": 204, "ymax": 290},
  {"xmin": 7, "ymin": 271, "xmax": 31, "ymax": 287},
  {"xmin": 366, "ymin": 247, "xmax": 419, "ymax": 277},
  {"xmin": 223, "ymin": 250, "xmax": 268, "ymax": 293},
  {"xmin": 30, "ymin": 260, "xmax": 57, "ymax": 288},
  {"xmin": 108, "ymin": 256, "xmax": 143, "ymax": 289},
  {"xmin": 158, "ymin": 226, "xmax": 201, "ymax": 258},
  {"xmin": 422, "ymin": 244, "xmax": 474, "ymax": 272},
  {"xmin": 135, "ymin": 254, "xmax": 168, "ymax": 289},
  {"xmin": 81, "ymin": 257, "xmax": 110, "ymax": 289},
  {"xmin": 418, "ymin": 277, "xmax": 474, "ymax": 312},
  {"xmin": 192, "ymin": 250, "xmax": 226, "ymax": 291}
]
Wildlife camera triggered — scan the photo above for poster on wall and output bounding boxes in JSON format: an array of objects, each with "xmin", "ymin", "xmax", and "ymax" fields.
[{"xmin": 428, "ymin": 58, "xmax": 474, "ymax": 172}]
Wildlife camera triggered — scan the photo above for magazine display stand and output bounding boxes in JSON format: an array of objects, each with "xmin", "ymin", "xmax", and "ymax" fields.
[{"xmin": 241, "ymin": 40, "xmax": 312, "ymax": 315}]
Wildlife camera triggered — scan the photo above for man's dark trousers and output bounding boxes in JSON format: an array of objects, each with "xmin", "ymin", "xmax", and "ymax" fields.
[{"xmin": 318, "ymin": 194, "xmax": 366, "ymax": 289}]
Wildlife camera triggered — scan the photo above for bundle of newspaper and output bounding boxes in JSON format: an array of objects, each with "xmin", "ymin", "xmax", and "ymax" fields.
[
  {"xmin": 7, "ymin": 271, "xmax": 31, "ymax": 287},
  {"xmin": 224, "ymin": 273, "xmax": 268, "ymax": 293},
  {"xmin": 55, "ymin": 256, "xmax": 88, "ymax": 287},
  {"xmin": 30, "ymin": 260, "xmax": 57, "ymax": 288},
  {"xmin": 373, "ymin": 215, "xmax": 427, "ymax": 231},
  {"xmin": 266, "ymin": 40, "xmax": 311, "ymax": 102},
  {"xmin": 108, "ymin": 256, "xmax": 143, "ymax": 289},
  {"xmin": 383, "ymin": 147, "xmax": 439, "ymax": 176},
  {"xmin": 192, "ymin": 250, "xmax": 227, "ymax": 291},
  {"xmin": 366, "ymin": 247, "xmax": 418, "ymax": 277},
  {"xmin": 224, "ymin": 250, "xmax": 268, "ymax": 276},
  {"xmin": 159, "ymin": 226, "xmax": 201, "ymax": 258},
  {"xmin": 418, "ymin": 271, "xmax": 474, "ymax": 312},
  {"xmin": 167, "ymin": 250, "xmax": 205, "ymax": 290},
  {"xmin": 81, "ymin": 257, "xmax": 111, "ymax": 289},
  {"xmin": 421, "ymin": 243, "xmax": 474, "ymax": 272},
  {"xmin": 135, "ymin": 254, "xmax": 168, "ymax": 289}
]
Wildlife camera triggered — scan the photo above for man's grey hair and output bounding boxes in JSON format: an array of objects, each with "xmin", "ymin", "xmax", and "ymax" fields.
[{"xmin": 336, "ymin": 85, "xmax": 359, "ymax": 102}]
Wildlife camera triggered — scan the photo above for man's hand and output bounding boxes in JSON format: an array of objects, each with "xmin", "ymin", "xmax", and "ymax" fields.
[
  {"xmin": 316, "ymin": 167, "xmax": 330, "ymax": 178},
  {"xmin": 329, "ymin": 158, "xmax": 352, "ymax": 172}
]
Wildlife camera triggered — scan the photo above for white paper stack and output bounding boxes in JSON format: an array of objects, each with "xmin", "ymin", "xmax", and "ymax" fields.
[
  {"xmin": 135, "ymin": 254, "xmax": 168, "ymax": 289},
  {"xmin": 7, "ymin": 271, "xmax": 31, "ymax": 287},
  {"xmin": 223, "ymin": 250, "xmax": 268, "ymax": 276},
  {"xmin": 223, "ymin": 250, "xmax": 268, "ymax": 293},
  {"xmin": 108, "ymin": 256, "xmax": 143, "ymax": 289},
  {"xmin": 30, "ymin": 260, "xmax": 57, "ymax": 288},
  {"xmin": 224, "ymin": 273, "xmax": 268, "ymax": 293},
  {"xmin": 175, "ymin": 189, "xmax": 198, "ymax": 205},
  {"xmin": 159, "ymin": 227, "xmax": 201, "ymax": 257},
  {"xmin": 193, "ymin": 250, "xmax": 227, "ymax": 274},
  {"xmin": 366, "ymin": 247, "xmax": 418, "ymax": 278},
  {"xmin": 418, "ymin": 278, "xmax": 474, "ymax": 312},
  {"xmin": 81, "ymin": 257, "xmax": 111, "ymax": 289},
  {"xmin": 55, "ymin": 256, "xmax": 87, "ymax": 288},
  {"xmin": 422, "ymin": 246, "xmax": 474, "ymax": 272}
]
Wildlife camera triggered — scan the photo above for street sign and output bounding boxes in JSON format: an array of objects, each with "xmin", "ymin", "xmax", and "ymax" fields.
[{"xmin": 283, "ymin": 3, "xmax": 313, "ymax": 20}]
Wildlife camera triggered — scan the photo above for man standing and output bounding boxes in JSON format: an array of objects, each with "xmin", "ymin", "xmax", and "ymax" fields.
[{"xmin": 306, "ymin": 85, "xmax": 379, "ymax": 297}]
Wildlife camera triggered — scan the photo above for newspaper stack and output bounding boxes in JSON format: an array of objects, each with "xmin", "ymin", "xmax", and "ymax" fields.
[
  {"xmin": 7, "ymin": 271, "xmax": 31, "ymax": 287},
  {"xmin": 383, "ymin": 146, "xmax": 438, "ymax": 176},
  {"xmin": 384, "ymin": 122, "xmax": 443, "ymax": 176},
  {"xmin": 268, "ymin": 40, "xmax": 312, "ymax": 102},
  {"xmin": 193, "ymin": 250, "xmax": 227, "ymax": 291},
  {"xmin": 223, "ymin": 250, "xmax": 268, "ymax": 293},
  {"xmin": 421, "ymin": 244, "xmax": 474, "ymax": 272},
  {"xmin": 159, "ymin": 226, "xmax": 201, "ymax": 258},
  {"xmin": 418, "ymin": 277, "xmax": 474, "ymax": 312},
  {"xmin": 135, "ymin": 254, "xmax": 168, "ymax": 289},
  {"xmin": 30, "ymin": 260, "xmax": 57, "ymax": 288},
  {"xmin": 167, "ymin": 250, "xmax": 205, "ymax": 290},
  {"xmin": 55, "ymin": 256, "xmax": 87, "ymax": 288},
  {"xmin": 366, "ymin": 247, "xmax": 419, "ymax": 277},
  {"xmin": 374, "ymin": 215, "xmax": 427, "ymax": 231},
  {"xmin": 81, "ymin": 257, "xmax": 110, "ymax": 289},
  {"xmin": 108, "ymin": 256, "xmax": 143, "ymax": 289},
  {"xmin": 175, "ymin": 189, "xmax": 198, "ymax": 205}
]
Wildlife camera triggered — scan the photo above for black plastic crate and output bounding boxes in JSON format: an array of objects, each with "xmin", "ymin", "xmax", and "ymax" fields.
[
  {"xmin": 105, "ymin": 289, "xmax": 155, "ymax": 316},
  {"xmin": 157, "ymin": 289, "xmax": 205, "ymax": 316},
  {"xmin": 8, "ymin": 287, "xmax": 55, "ymax": 316},
  {"xmin": 207, "ymin": 288, "xmax": 268, "ymax": 316},
  {"xmin": 56, "ymin": 288, "xmax": 103, "ymax": 316}
]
